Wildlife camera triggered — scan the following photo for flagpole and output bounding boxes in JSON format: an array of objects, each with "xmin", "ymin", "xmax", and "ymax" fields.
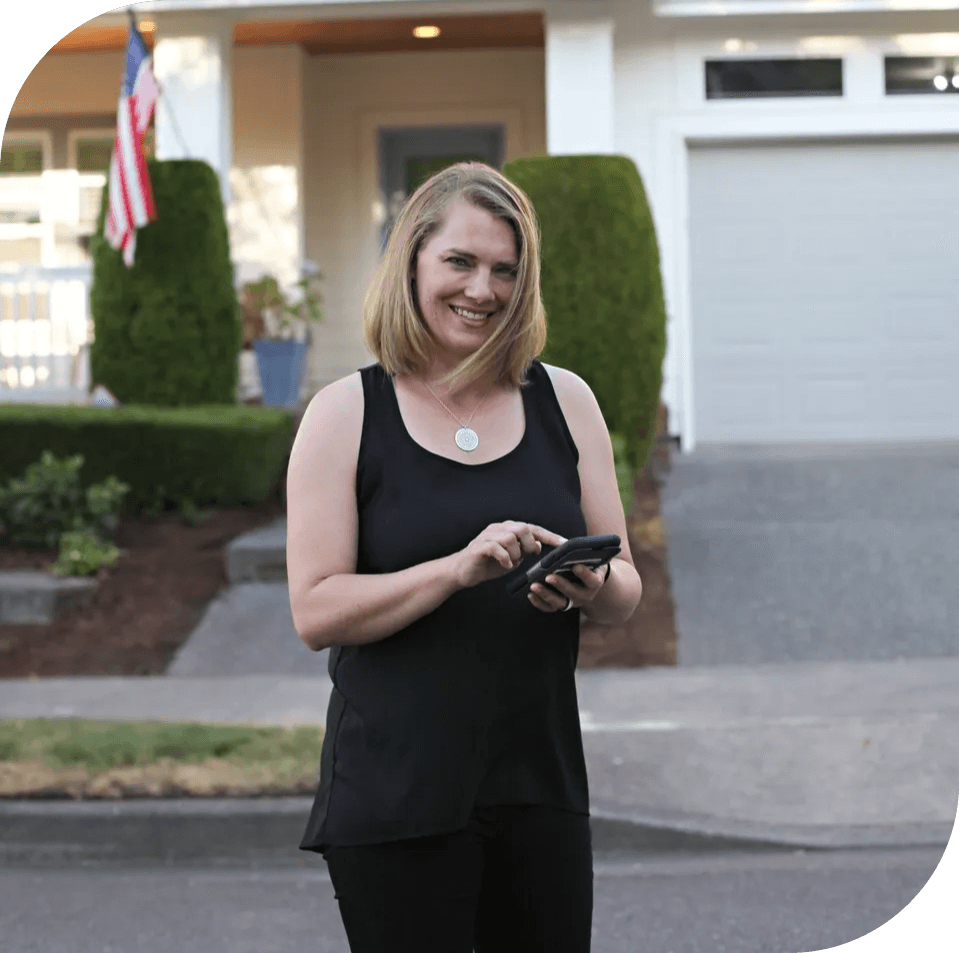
[
  {"xmin": 126, "ymin": 5, "xmax": 192, "ymax": 160},
  {"xmin": 115, "ymin": 7, "xmax": 298, "ymax": 281}
]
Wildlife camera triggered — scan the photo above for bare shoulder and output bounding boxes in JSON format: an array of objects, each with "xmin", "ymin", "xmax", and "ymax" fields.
[
  {"xmin": 290, "ymin": 371, "xmax": 364, "ymax": 466},
  {"xmin": 301, "ymin": 371, "xmax": 363, "ymax": 431},
  {"xmin": 307, "ymin": 371, "xmax": 364, "ymax": 417},
  {"xmin": 539, "ymin": 362, "xmax": 605, "ymax": 438},
  {"xmin": 540, "ymin": 362, "xmax": 591, "ymax": 401}
]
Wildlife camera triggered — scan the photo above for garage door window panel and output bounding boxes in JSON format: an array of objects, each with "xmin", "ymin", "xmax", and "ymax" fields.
[
  {"xmin": 885, "ymin": 57, "xmax": 959, "ymax": 94},
  {"xmin": 705, "ymin": 58, "xmax": 843, "ymax": 99}
]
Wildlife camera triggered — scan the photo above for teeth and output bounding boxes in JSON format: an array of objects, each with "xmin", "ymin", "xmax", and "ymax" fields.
[{"xmin": 451, "ymin": 305, "xmax": 493, "ymax": 320}]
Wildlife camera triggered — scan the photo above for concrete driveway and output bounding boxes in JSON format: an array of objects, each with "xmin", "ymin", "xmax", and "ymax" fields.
[{"xmin": 658, "ymin": 441, "xmax": 959, "ymax": 666}]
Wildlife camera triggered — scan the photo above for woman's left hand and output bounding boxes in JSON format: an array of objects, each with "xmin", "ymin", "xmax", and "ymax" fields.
[{"xmin": 528, "ymin": 563, "xmax": 610, "ymax": 614}]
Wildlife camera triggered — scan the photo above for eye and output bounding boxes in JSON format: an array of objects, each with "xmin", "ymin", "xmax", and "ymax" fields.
[{"xmin": 446, "ymin": 255, "xmax": 518, "ymax": 278}]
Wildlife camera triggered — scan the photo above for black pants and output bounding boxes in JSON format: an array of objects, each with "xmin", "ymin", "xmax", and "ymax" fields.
[{"xmin": 322, "ymin": 804, "xmax": 593, "ymax": 953}]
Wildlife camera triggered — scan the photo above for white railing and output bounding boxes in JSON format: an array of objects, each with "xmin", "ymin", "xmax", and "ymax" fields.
[
  {"xmin": 0, "ymin": 171, "xmax": 106, "ymax": 268},
  {"xmin": 0, "ymin": 265, "xmax": 93, "ymax": 403},
  {"xmin": 0, "ymin": 170, "xmax": 261, "ymax": 405}
]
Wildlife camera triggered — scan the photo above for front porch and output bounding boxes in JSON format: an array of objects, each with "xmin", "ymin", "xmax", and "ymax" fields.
[{"xmin": 2, "ymin": 3, "xmax": 615, "ymax": 403}]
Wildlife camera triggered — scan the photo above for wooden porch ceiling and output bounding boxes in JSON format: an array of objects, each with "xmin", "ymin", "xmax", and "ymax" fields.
[{"xmin": 50, "ymin": 13, "xmax": 544, "ymax": 56}]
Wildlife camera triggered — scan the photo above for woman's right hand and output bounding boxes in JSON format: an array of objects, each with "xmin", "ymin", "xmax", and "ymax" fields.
[{"xmin": 451, "ymin": 521, "xmax": 567, "ymax": 590}]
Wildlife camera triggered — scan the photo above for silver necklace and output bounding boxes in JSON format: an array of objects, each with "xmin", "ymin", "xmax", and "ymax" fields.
[{"xmin": 423, "ymin": 380, "xmax": 494, "ymax": 452}]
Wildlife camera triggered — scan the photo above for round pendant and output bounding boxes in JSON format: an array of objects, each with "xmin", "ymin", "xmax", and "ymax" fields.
[{"xmin": 455, "ymin": 427, "xmax": 479, "ymax": 452}]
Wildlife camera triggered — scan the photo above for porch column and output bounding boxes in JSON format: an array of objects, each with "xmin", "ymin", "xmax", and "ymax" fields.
[
  {"xmin": 153, "ymin": 16, "xmax": 234, "ymax": 207},
  {"xmin": 544, "ymin": 4, "xmax": 615, "ymax": 154}
]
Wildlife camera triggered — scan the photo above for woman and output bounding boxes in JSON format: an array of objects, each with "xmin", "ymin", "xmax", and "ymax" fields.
[{"xmin": 286, "ymin": 162, "xmax": 643, "ymax": 952}]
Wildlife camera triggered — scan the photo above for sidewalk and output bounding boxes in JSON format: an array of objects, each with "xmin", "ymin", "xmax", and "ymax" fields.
[
  {"xmin": 5, "ymin": 445, "xmax": 958, "ymax": 869},
  {"xmin": 3, "ymin": 656, "xmax": 958, "ymax": 864}
]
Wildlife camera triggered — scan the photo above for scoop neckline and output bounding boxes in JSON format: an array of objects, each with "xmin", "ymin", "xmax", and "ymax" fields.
[{"xmin": 386, "ymin": 369, "xmax": 530, "ymax": 469}]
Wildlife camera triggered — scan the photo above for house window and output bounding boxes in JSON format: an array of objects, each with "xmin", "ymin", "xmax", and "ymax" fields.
[
  {"xmin": 885, "ymin": 56, "xmax": 959, "ymax": 94},
  {"xmin": 705, "ymin": 58, "xmax": 843, "ymax": 99},
  {"xmin": 72, "ymin": 124, "xmax": 153, "ymax": 176},
  {"xmin": 0, "ymin": 139, "xmax": 44, "ymax": 175},
  {"xmin": 75, "ymin": 136, "xmax": 114, "ymax": 173}
]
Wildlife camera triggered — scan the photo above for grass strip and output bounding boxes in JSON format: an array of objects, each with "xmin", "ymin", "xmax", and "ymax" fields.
[{"xmin": 0, "ymin": 719, "xmax": 325, "ymax": 799}]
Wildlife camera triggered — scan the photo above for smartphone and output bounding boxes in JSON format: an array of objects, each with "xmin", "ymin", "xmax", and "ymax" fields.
[{"xmin": 506, "ymin": 534, "xmax": 621, "ymax": 598}]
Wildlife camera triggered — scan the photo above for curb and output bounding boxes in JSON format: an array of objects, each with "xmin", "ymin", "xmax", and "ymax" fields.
[{"xmin": 2, "ymin": 798, "xmax": 951, "ymax": 869}]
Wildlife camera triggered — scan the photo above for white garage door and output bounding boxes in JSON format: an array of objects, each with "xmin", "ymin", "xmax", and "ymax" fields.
[{"xmin": 689, "ymin": 138, "xmax": 959, "ymax": 442}]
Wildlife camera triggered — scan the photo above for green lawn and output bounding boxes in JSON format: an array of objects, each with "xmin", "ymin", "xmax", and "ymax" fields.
[{"xmin": 0, "ymin": 718, "xmax": 323, "ymax": 769}]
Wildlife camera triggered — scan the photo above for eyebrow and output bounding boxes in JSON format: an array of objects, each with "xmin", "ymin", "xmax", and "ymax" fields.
[{"xmin": 445, "ymin": 248, "xmax": 519, "ymax": 269}]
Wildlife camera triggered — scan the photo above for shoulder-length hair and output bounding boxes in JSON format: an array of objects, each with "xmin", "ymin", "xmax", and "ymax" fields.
[{"xmin": 363, "ymin": 161, "xmax": 547, "ymax": 391}]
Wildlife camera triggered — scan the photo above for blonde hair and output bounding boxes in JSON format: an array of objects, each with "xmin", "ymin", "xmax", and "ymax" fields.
[{"xmin": 363, "ymin": 161, "xmax": 547, "ymax": 391}]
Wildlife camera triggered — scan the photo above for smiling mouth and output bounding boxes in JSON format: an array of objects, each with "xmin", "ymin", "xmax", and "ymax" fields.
[{"xmin": 450, "ymin": 305, "xmax": 496, "ymax": 320}]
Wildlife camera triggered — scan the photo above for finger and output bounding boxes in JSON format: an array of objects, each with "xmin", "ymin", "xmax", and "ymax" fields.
[
  {"xmin": 544, "ymin": 574, "xmax": 594, "ymax": 600},
  {"xmin": 542, "ymin": 575, "xmax": 571, "ymax": 598},
  {"xmin": 557, "ymin": 566, "xmax": 602, "ymax": 591},
  {"xmin": 528, "ymin": 525, "xmax": 568, "ymax": 547},
  {"xmin": 529, "ymin": 585, "xmax": 563, "ymax": 613},
  {"xmin": 528, "ymin": 589, "xmax": 549, "ymax": 612},
  {"xmin": 571, "ymin": 564, "xmax": 603, "ymax": 589},
  {"xmin": 519, "ymin": 531, "xmax": 541, "ymax": 555},
  {"xmin": 487, "ymin": 543, "xmax": 515, "ymax": 570}
]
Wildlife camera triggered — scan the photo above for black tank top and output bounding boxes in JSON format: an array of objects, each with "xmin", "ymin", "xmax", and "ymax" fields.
[{"xmin": 299, "ymin": 360, "xmax": 590, "ymax": 853}]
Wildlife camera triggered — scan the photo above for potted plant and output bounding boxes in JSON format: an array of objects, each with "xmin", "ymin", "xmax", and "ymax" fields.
[{"xmin": 241, "ymin": 263, "xmax": 324, "ymax": 408}]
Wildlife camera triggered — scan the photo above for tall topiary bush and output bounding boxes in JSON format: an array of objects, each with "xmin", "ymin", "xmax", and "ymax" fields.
[
  {"xmin": 502, "ymin": 155, "xmax": 667, "ymax": 477},
  {"xmin": 89, "ymin": 159, "xmax": 242, "ymax": 406}
]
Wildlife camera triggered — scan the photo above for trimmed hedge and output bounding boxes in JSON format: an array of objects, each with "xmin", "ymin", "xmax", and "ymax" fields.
[
  {"xmin": 0, "ymin": 404, "xmax": 295, "ymax": 513},
  {"xmin": 89, "ymin": 159, "xmax": 242, "ymax": 406},
  {"xmin": 502, "ymin": 155, "xmax": 667, "ymax": 478}
]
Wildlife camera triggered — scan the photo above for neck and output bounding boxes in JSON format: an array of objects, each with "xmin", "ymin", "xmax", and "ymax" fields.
[{"xmin": 417, "ymin": 360, "xmax": 502, "ymax": 405}]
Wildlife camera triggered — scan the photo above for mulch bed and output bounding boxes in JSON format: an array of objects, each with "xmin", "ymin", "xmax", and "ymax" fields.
[
  {"xmin": 0, "ymin": 455, "xmax": 678, "ymax": 679},
  {"xmin": 579, "ymin": 461, "xmax": 678, "ymax": 669},
  {"xmin": 0, "ymin": 498, "xmax": 285, "ymax": 678}
]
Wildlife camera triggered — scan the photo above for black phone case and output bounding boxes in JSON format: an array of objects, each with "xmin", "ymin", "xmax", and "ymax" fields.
[{"xmin": 506, "ymin": 534, "xmax": 621, "ymax": 598}]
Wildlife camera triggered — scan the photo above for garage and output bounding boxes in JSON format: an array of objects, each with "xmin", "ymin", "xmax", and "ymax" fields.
[{"xmin": 688, "ymin": 138, "xmax": 959, "ymax": 443}]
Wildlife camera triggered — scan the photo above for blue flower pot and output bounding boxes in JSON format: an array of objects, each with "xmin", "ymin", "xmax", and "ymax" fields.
[{"xmin": 253, "ymin": 339, "xmax": 306, "ymax": 408}]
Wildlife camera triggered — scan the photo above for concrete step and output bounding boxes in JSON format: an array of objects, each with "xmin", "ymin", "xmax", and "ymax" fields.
[
  {"xmin": 225, "ymin": 519, "xmax": 287, "ymax": 584},
  {"xmin": 0, "ymin": 570, "xmax": 97, "ymax": 624}
]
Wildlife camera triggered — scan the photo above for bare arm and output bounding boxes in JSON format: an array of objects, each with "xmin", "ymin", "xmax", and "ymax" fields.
[
  {"xmin": 286, "ymin": 374, "xmax": 452, "ymax": 651},
  {"xmin": 293, "ymin": 561, "xmax": 466, "ymax": 653},
  {"xmin": 536, "ymin": 365, "xmax": 643, "ymax": 625}
]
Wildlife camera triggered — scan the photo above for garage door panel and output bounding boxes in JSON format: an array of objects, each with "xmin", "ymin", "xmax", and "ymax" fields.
[
  {"xmin": 796, "ymin": 299, "xmax": 870, "ymax": 346},
  {"xmin": 710, "ymin": 373, "xmax": 785, "ymax": 433},
  {"xmin": 699, "ymin": 306, "xmax": 777, "ymax": 350},
  {"xmin": 886, "ymin": 302, "xmax": 953, "ymax": 346},
  {"xmin": 883, "ymin": 379, "xmax": 953, "ymax": 427},
  {"xmin": 690, "ymin": 138, "xmax": 959, "ymax": 442},
  {"xmin": 796, "ymin": 373, "xmax": 873, "ymax": 426}
]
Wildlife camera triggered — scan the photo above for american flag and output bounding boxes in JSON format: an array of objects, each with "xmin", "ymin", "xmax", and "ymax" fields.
[{"xmin": 104, "ymin": 19, "xmax": 159, "ymax": 267}]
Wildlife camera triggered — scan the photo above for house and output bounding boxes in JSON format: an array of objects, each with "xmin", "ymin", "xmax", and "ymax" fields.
[{"xmin": 2, "ymin": 0, "xmax": 958, "ymax": 448}]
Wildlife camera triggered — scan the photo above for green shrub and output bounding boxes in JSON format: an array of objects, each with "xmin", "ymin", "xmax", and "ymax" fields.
[
  {"xmin": 53, "ymin": 529, "xmax": 121, "ymax": 577},
  {"xmin": 610, "ymin": 433, "xmax": 635, "ymax": 515},
  {"xmin": 89, "ymin": 158, "xmax": 242, "ymax": 406},
  {"xmin": 0, "ymin": 451, "xmax": 129, "ymax": 549},
  {"xmin": 502, "ymin": 155, "xmax": 668, "ymax": 490}
]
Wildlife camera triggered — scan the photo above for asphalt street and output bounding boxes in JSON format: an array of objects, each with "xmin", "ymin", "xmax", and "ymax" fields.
[{"xmin": 1, "ymin": 846, "xmax": 943, "ymax": 953}]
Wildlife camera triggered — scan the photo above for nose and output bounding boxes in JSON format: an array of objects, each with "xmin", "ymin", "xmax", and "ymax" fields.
[{"xmin": 464, "ymin": 268, "xmax": 496, "ymax": 304}]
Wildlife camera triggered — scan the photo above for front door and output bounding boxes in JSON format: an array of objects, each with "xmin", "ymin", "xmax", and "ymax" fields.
[{"xmin": 378, "ymin": 125, "xmax": 505, "ymax": 248}]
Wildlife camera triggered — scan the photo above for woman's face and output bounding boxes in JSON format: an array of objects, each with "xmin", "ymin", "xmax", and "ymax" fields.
[{"xmin": 413, "ymin": 198, "xmax": 519, "ymax": 366}]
